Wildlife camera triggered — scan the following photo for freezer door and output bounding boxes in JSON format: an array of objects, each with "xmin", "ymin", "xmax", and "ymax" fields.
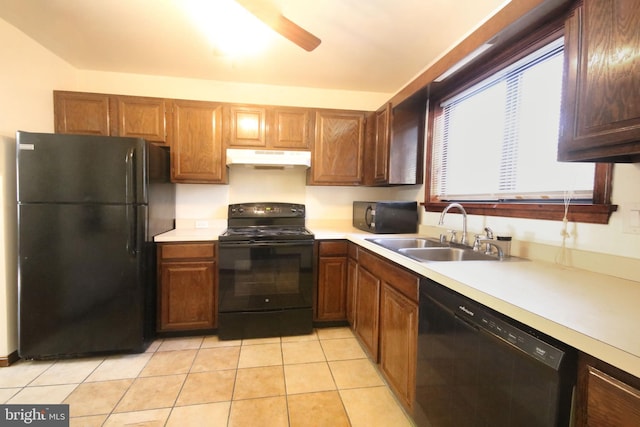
[
  {"xmin": 17, "ymin": 131, "xmax": 147, "ymax": 204},
  {"xmin": 18, "ymin": 203, "xmax": 148, "ymax": 358}
]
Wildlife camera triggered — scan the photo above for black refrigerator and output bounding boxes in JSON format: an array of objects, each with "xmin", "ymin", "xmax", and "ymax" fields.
[{"xmin": 16, "ymin": 131, "xmax": 175, "ymax": 359}]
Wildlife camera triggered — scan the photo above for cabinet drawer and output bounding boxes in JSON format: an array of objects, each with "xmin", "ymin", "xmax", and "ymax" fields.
[
  {"xmin": 359, "ymin": 248, "xmax": 419, "ymax": 303},
  {"xmin": 159, "ymin": 243, "xmax": 215, "ymax": 260},
  {"xmin": 319, "ymin": 240, "xmax": 348, "ymax": 256}
]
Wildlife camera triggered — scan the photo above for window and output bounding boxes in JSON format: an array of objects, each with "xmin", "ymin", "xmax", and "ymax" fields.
[
  {"xmin": 432, "ymin": 38, "xmax": 594, "ymax": 202},
  {"xmin": 424, "ymin": 24, "xmax": 615, "ymax": 224}
]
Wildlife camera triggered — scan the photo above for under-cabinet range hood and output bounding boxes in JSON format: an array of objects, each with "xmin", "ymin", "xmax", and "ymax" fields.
[{"xmin": 226, "ymin": 149, "xmax": 311, "ymax": 168}]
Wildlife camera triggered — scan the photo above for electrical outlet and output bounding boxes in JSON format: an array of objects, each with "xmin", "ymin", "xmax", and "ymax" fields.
[
  {"xmin": 622, "ymin": 203, "xmax": 640, "ymax": 234},
  {"xmin": 195, "ymin": 220, "xmax": 209, "ymax": 229}
]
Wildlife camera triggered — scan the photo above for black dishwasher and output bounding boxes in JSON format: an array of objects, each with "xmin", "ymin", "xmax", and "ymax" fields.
[{"xmin": 415, "ymin": 279, "xmax": 576, "ymax": 427}]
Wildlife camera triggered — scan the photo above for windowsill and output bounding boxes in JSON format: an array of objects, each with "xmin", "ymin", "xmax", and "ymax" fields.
[{"xmin": 421, "ymin": 201, "xmax": 617, "ymax": 224}]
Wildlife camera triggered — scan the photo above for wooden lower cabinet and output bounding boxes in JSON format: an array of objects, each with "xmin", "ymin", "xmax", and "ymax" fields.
[
  {"xmin": 353, "ymin": 246, "xmax": 419, "ymax": 410},
  {"xmin": 354, "ymin": 259, "xmax": 381, "ymax": 360},
  {"xmin": 316, "ymin": 241, "xmax": 348, "ymax": 322},
  {"xmin": 380, "ymin": 282, "xmax": 418, "ymax": 410},
  {"xmin": 346, "ymin": 242, "xmax": 358, "ymax": 326},
  {"xmin": 575, "ymin": 353, "xmax": 640, "ymax": 426},
  {"xmin": 157, "ymin": 242, "xmax": 217, "ymax": 332}
]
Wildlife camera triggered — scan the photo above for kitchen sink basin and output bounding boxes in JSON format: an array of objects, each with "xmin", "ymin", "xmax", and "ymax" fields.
[
  {"xmin": 367, "ymin": 237, "xmax": 448, "ymax": 250},
  {"xmin": 398, "ymin": 247, "xmax": 499, "ymax": 262}
]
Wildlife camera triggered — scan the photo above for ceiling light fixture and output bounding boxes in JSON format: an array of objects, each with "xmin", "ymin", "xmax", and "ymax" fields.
[{"xmin": 183, "ymin": 0, "xmax": 274, "ymax": 57}]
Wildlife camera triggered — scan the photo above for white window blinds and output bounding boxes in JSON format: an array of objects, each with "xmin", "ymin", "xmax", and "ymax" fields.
[{"xmin": 431, "ymin": 38, "xmax": 595, "ymax": 202}]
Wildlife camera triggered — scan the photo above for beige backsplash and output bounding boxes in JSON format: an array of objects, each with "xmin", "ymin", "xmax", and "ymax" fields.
[{"xmin": 419, "ymin": 225, "xmax": 639, "ymax": 282}]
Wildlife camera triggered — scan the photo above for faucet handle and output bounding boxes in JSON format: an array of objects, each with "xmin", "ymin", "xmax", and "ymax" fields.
[
  {"xmin": 473, "ymin": 234, "xmax": 482, "ymax": 251},
  {"xmin": 484, "ymin": 226, "xmax": 494, "ymax": 239},
  {"xmin": 448, "ymin": 230, "xmax": 458, "ymax": 243}
]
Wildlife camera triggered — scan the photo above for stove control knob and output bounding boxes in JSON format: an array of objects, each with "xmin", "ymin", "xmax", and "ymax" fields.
[{"xmin": 265, "ymin": 298, "xmax": 270, "ymax": 303}]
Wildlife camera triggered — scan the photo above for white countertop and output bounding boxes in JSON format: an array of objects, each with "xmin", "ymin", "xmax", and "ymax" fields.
[{"xmin": 155, "ymin": 222, "xmax": 640, "ymax": 378}]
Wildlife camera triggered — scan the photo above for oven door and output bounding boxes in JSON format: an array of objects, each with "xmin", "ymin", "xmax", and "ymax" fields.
[{"xmin": 218, "ymin": 240, "xmax": 314, "ymax": 313}]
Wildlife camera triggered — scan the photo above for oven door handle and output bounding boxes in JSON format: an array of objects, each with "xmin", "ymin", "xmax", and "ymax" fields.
[{"xmin": 219, "ymin": 240, "xmax": 314, "ymax": 248}]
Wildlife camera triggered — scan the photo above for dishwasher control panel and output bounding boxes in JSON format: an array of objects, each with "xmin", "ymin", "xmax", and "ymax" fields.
[{"xmin": 422, "ymin": 278, "xmax": 567, "ymax": 370}]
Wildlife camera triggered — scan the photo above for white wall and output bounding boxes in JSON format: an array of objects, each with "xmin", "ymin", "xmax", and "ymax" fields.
[
  {"xmin": 74, "ymin": 70, "xmax": 390, "ymax": 111},
  {"xmin": 0, "ymin": 19, "xmax": 77, "ymax": 136},
  {"xmin": 0, "ymin": 18, "xmax": 78, "ymax": 359}
]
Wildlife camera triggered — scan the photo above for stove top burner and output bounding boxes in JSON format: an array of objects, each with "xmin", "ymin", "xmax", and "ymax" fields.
[
  {"xmin": 220, "ymin": 203, "xmax": 313, "ymax": 242},
  {"xmin": 220, "ymin": 226, "xmax": 313, "ymax": 240}
]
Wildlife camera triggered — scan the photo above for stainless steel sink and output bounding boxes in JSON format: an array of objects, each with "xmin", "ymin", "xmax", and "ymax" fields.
[
  {"xmin": 398, "ymin": 247, "xmax": 499, "ymax": 262},
  {"xmin": 367, "ymin": 237, "xmax": 448, "ymax": 251}
]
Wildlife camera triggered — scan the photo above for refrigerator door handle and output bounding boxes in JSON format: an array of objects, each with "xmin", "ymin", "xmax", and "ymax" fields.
[
  {"xmin": 126, "ymin": 205, "xmax": 137, "ymax": 257},
  {"xmin": 125, "ymin": 147, "xmax": 136, "ymax": 204}
]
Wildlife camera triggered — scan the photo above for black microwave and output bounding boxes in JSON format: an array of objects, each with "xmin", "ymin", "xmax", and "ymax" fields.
[{"xmin": 352, "ymin": 201, "xmax": 418, "ymax": 234}]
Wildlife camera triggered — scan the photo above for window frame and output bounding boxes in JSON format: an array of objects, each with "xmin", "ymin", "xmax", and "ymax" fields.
[{"xmin": 422, "ymin": 16, "xmax": 616, "ymax": 225}]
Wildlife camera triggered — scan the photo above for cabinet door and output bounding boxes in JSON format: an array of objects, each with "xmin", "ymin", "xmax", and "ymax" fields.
[
  {"xmin": 225, "ymin": 105, "xmax": 267, "ymax": 148},
  {"xmin": 559, "ymin": 0, "xmax": 640, "ymax": 162},
  {"xmin": 346, "ymin": 256, "xmax": 358, "ymax": 327},
  {"xmin": 583, "ymin": 366, "xmax": 640, "ymax": 426},
  {"xmin": 316, "ymin": 241, "xmax": 348, "ymax": 322},
  {"xmin": 54, "ymin": 91, "xmax": 110, "ymax": 136},
  {"xmin": 270, "ymin": 107, "xmax": 313, "ymax": 149},
  {"xmin": 310, "ymin": 110, "xmax": 365, "ymax": 185},
  {"xmin": 316, "ymin": 255, "xmax": 347, "ymax": 321},
  {"xmin": 355, "ymin": 264, "xmax": 380, "ymax": 361},
  {"xmin": 389, "ymin": 98, "xmax": 425, "ymax": 185},
  {"xmin": 576, "ymin": 354, "xmax": 640, "ymax": 427},
  {"xmin": 158, "ymin": 260, "xmax": 216, "ymax": 331},
  {"xmin": 373, "ymin": 104, "xmax": 391, "ymax": 183},
  {"xmin": 112, "ymin": 96, "xmax": 167, "ymax": 143},
  {"xmin": 380, "ymin": 283, "xmax": 418, "ymax": 410},
  {"xmin": 168, "ymin": 100, "xmax": 226, "ymax": 183}
]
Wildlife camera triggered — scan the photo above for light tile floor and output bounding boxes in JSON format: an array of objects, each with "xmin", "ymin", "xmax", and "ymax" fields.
[{"xmin": 0, "ymin": 327, "xmax": 415, "ymax": 426}]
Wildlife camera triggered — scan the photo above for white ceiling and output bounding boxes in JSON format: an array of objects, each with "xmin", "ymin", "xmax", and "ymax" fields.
[{"xmin": 0, "ymin": 0, "xmax": 509, "ymax": 93}]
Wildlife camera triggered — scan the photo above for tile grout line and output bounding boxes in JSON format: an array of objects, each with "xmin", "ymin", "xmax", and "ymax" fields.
[
  {"xmin": 100, "ymin": 338, "xmax": 163, "ymax": 425},
  {"xmin": 163, "ymin": 336, "xmax": 202, "ymax": 426}
]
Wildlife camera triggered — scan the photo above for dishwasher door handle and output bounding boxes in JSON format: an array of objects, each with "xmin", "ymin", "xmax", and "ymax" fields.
[{"xmin": 454, "ymin": 314, "xmax": 479, "ymax": 332}]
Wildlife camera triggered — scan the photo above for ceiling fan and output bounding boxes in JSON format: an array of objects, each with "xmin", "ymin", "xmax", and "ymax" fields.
[{"xmin": 235, "ymin": 0, "xmax": 321, "ymax": 52}]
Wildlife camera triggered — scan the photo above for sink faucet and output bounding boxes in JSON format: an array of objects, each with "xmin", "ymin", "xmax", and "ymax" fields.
[{"xmin": 438, "ymin": 203, "xmax": 468, "ymax": 245}]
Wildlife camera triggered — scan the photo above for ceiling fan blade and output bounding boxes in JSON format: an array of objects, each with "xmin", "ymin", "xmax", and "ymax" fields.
[{"xmin": 235, "ymin": 0, "xmax": 321, "ymax": 52}]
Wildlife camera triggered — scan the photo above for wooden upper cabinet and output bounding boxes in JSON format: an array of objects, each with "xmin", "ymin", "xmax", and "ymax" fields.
[
  {"xmin": 374, "ymin": 104, "xmax": 391, "ymax": 182},
  {"xmin": 559, "ymin": 0, "xmax": 640, "ymax": 162},
  {"xmin": 54, "ymin": 91, "xmax": 168, "ymax": 144},
  {"xmin": 310, "ymin": 110, "xmax": 365, "ymax": 185},
  {"xmin": 269, "ymin": 107, "xmax": 313, "ymax": 149},
  {"xmin": 364, "ymin": 104, "xmax": 391, "ymax": 185},
  {"xmin": 364, "ymin": 98, "xmax": 424, "ymax": 186},
  {"xmin": 225, "ymin": 105, "xmax": 267, "ymax": 148},
  {"xmin": 111, "ymin": 96, "xmax": 167, "ymax": 143},
  {"xmin": 54, "ymin": 91, "xmax": 110, "ymax": 136},
  {"xmin": 224, "ymin": 104, "xmax": 313, "ymax": 150},
  {"xmin": 168, "ymin": 100, "xmax": 226, "ymax": 183}
]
